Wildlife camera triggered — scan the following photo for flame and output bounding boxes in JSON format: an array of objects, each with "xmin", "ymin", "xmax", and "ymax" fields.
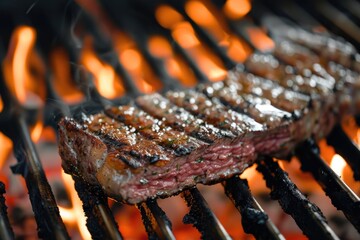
[
  {"xmin": 172, "ymin": 22, "xmax": 201, "ymax": 48},
  {"xmin": 59, "ymin": 170, "xmax": 91, "ymax": 239},
  {"xmin": 2, "ymin": 26, "xmax": 39, "ymax": 104},
  {"xmin": 113, "ymin": 32, "xmax": 162, "ymax": 93},
  {"xmin": 155, "ymin": 5, "xmax": 184, "ymax": 29},
  {"xmin": 170, "ymin": 21, "xmax": 227, "ymax": 81},
  {"xmin": 148, "ymin": 36, "xmax": 173, "ymax": 58},
  {"xmin": 330, "ymin": 154, "xmax": 347, "ymax": 177},
  {"xmin": 51, "ymin": 48, "xmax": 84, "ymax": 104},
  {"xmin": 186, "ymin": 1, "xmax": 218, "ymax": 28},
  {"xmin": 148, "ymin": 35, "xmax": 197, "ymax": 87},
  {"xmin": 223, "ymin": 36, "xmax": 251, "ymax": 62},
  {"xmin": 12, "ymin": 27, "xmax": 35, "ymax": 103},
  {"xmin": 81, "ymin": 38, "xmax": 124, "ymax": 99},
  {"xmin": 223, "ymin": 0, "xmax": 252, "ymax": 20},
  {"xmin": 246, "ymin": 27, "xmax": 275, "ymax": 52},
  {"xmin": 120, "ymin": 49, "xmax": 142, "ymax": 71},
  {"xmin": 30, "ymin": 121, "xmax": 43, "ymax": 143},
  {"xmin": 0, "ymin": 133, "xmax": 13, "ymax": 169}
]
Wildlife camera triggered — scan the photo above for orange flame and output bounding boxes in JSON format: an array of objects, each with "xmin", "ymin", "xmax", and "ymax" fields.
[
  {"xmin": 81, "ymin": 38, "xmax": 124, "ymax": 99},
  {"xmin": 223, "ymin": 0, "xmax": 252, "ymax": 20},
  {"xmin": 330, "ymin": 154, "xmax": 347, "ymax": 177},
  {"xmin": 155, "ymin": 5, "xmax": 184, "ymax": 29},
  {"xmin": 148, "ymin": 35, "xmax": 197, "ymax": 87},
  {"xmin": 113, "ymin": 32, "xmax": 162, "ymax": 93},
  {"xmin": 170, "ymin": 21, "xmax": 227, "ymax": 81},
  {"xmin": 247, "ymin": 27, "xmax": 275, "ymax": 52},
  {"xmin": 59, "ymin": 170, "xmax": 91, "ymax": 239},
  {"xmin": 0, "ymin": 133, "xmax": 13, "ymax": 169},
  {"xmin": 30, "ymin": 120, "xmax": 44, "ymax": 143},
  {"xmin": 51, "ymin": 48, "xmax": 84, "ymax": 104},
  {"xmin": 2, "ymin": 26, "xmax": 38, "ymax": 104}
]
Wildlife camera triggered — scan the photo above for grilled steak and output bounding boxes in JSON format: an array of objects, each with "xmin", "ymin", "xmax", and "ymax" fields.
[
  {"xmin": 58, "ymin": 25, "xmax": 360, "ymax": 204},
  {"xmin": 59, "ymin": 103, "xmax": 259, "ymax": 204}
]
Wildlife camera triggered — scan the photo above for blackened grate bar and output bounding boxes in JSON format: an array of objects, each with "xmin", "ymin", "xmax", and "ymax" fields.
[
  {"xmin": 223, "ymin": 176, "xmax": 285, "ymax": 240},
  {"xmin": 296, "ymin": 140, "xmax": 360, "ymax": 233},
  {"xmin": 182, "ymin": 188, "xmax": 232, "ymax": 240},
  {"xmin": 326, "ymin": 124, "xmax": 360, "ymax": 180},
  {"xmin": 73, "ymin": 177, "xmax": 123, "ymax": 240},
  {"xmin": 138, "ymin": 199, "xmax": 175, "ymax": 240},
  {"xmin": 0, "ymin": 182, "xmax": 14, "ymax": 240},
  {"xmin": 256, "ymin": 157, "xmax": 340, "ymax": 240}
]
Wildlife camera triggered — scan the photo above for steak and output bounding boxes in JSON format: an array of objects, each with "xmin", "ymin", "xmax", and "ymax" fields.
[
  {"xmin": 58, "ymin": 27, "xmax": 360, "ymax": 204},
  {"xmin": 59, "ymin": 103, "xmax": 259, "ymax": 204}
]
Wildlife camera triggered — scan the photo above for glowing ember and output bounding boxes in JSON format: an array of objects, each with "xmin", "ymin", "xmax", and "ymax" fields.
[
  {"xmin": 59, "ymin": 170, "xmax": 91, "ymax": 240},
  {"xmin": 223, "ymin": 0, "xmax": 252, "ymax": 20},
  {"xmin": 330, "ymin": 154, "xmax": 347, "ymax": 177},
  {"xmin": 247, "ymin": 27, "xmax": 275, "ymax": 52}
]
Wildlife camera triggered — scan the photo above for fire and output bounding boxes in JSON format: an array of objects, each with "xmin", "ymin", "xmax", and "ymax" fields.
[
  {"xmin": 59, "ymin": 170, "xmax": 91, "ymax": 239},
  {"xmin": 30, "ymin": 120, "xmax": 44, "ymax": 143},
  {"xmin": 81, "ymin": 39, "xmax": 124, "ymax": 99},
  {"xmin": 330, "ymin": 154, "xmax": 347, "ymax": 177},
  {"xmin": 113, "ymin": 32, "xmax": 162, "ymax": 93},
  {"xmin": 120, "ymin": 49, "xmax": 142, "ymax": 71},
  {"xmin": 2, "ymin": 26, "xmax": 41, "ymax": 104},
  {"xmin": 51, "ymin": 48, "xmax": 84, "ymax": 104},
  {"xmin": 246, "ymin": 27, "xmax": 275, "ymax": 52},
  {"xmin": 185, "ymin": 1, "xmax": 219, "ymax": 28},
  {"xmin": 0, "ymin": 133, "xmax": 13, "ymax": 169},
  {"xmin": 223, "ymin": 0, "xmax": 252, "ymax": 20},
  {"xmin": 148, "ymin": 35, "xmax": 197, "ymax": 87},
  {"xmin": 155, "ymin": 5, "xmax": 184, "ymax": 29}
]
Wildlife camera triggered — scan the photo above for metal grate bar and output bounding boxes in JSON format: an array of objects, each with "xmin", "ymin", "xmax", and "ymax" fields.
[
  {"xmin": 0, "ymin": 182, "xmax": 14, "ymax": 240},
  {"xmin": 257, "ymin": 157, "xmax": 340, "ymax": 240},
  {"xmin": 295, "ymin": 139, "xmax": 360, "ymax": 233},
  {"xmin": 223, "ymin": 176, "xmax": 285, "ymax": 240},
  {"xmin": 326, "ymin": 124, "xmax": 360, "ymax": 180},
  {"xmin": 0, "ymin": 51, "xmax": 70, "ymax": 238},
  {"xmin": 182, "ymin": 188, "xmax": 232, "ymax": 240},
  {"xmin": 297, "ymin": 0, "xmax": 360, "ymax": 48},
  {"xmin": 73, "ymin": 178, "xmax": 123, "ymax": 240},
  {"xmin": 138, "ymin": 199, "xmax": 175, "ymax": 240}
]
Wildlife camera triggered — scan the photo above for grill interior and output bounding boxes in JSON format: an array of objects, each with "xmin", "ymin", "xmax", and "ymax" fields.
[{"xmin": 0, "ymin": 0, "xmax": 360, "ymax": 239}]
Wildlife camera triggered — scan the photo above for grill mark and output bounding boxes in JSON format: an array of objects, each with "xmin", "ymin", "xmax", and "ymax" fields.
[
  {"xmin": 85, "ymin": 114, "xmax": 173, "ymax": 167},
  {"xmin": 198, "ymin": 82, "xmax": 292, "ymax": 128},
  {"xmin": 136, "ymin": 93, "xmax": 235, "ymax": 143},
  {"xmin": 104, "ymin": 105, "xmax": 207, "ymax": 156},
  {"xmin": 283, "ymin": 28, "xmax": 356, "ymax": 69},
  {"xmin": 247, "ymin": 53, "xmax": 335, "ymax": 97},
  {"xmin": 226, "ymin": 71, "xmax": 311, "ymax": 114},
  {"xmin": 166, "ymin": 90, "xmax": 264, "ymax": 135}
]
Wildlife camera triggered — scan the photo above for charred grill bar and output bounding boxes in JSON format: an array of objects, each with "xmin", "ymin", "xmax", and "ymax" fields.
[{"xmin": 0, "ymin": 0, "xmax": 359, "ymax": 239}]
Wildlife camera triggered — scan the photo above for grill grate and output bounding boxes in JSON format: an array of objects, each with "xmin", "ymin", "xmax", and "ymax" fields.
[{"xmin": 0, "ymin": 0, "xmax": 359, "ymax": 239}]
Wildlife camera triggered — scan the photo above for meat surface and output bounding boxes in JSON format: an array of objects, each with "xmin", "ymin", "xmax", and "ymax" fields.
[
  {"xmin": 58, "ymin": 25, "xmax": 360, "ymax": 204},
  {"xmin": 59, "ymin": 103, "xmax": 260, "ymax": 204}
]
